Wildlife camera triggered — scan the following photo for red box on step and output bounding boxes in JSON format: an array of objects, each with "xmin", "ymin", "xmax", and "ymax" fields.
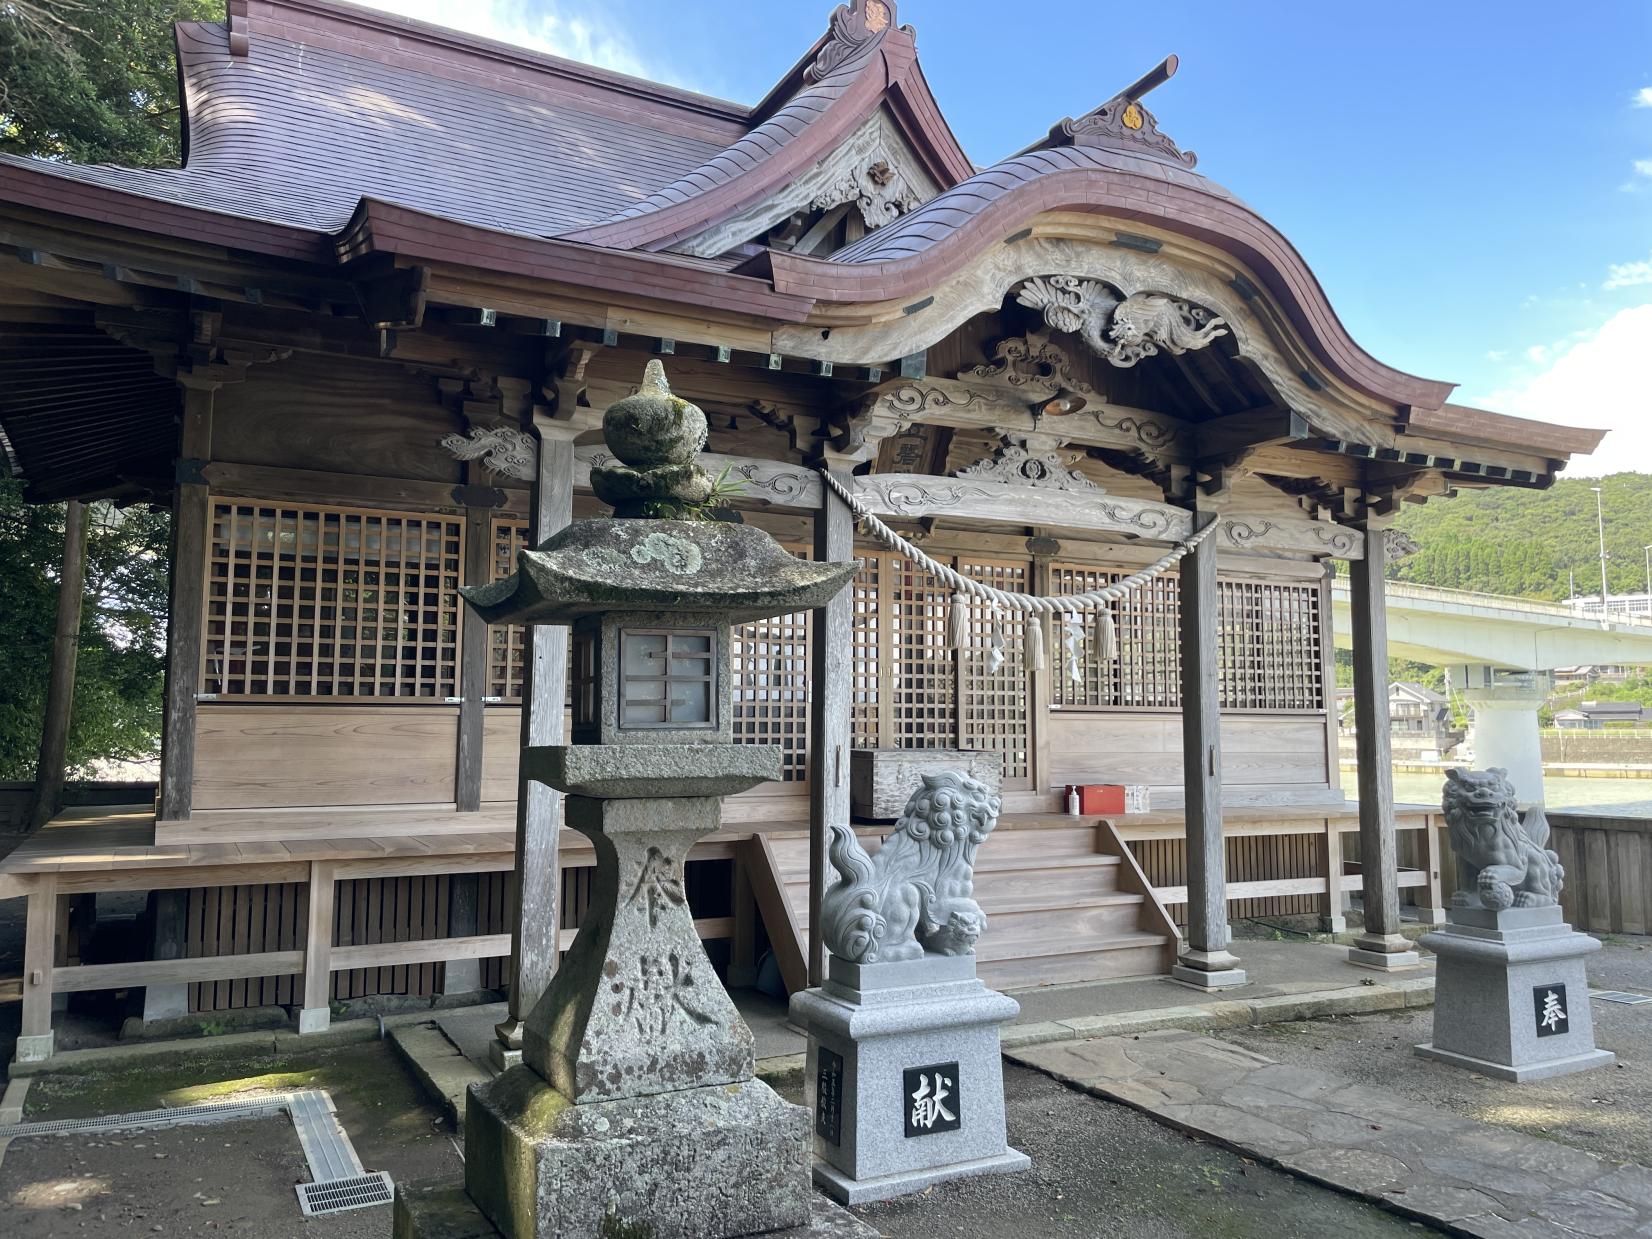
[{"xmin": 1077, "ymin": 784, "xmax": 1126, "ymax": 814}]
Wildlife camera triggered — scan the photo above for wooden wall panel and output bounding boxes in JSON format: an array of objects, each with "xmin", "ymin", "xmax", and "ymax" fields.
[
  {"xmin": 210, "ymin": 352, "xmax": 463, "ymax": 483},
  {"xmin": 193, "ymin": 705, "xmax": 459, "ymax": 809},
  {"xmin": 1047, "ymin": 712, "xmax": 1332, "ymax": 806},
  {"xmin": 481, "ymin": 707, "xmax": 522, "ymax": 804}
]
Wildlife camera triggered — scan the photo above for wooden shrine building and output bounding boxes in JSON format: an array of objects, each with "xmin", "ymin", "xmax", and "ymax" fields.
[{"xmin": 0, "ymin": 0, "xmax": 1604, "ymax": 1061}]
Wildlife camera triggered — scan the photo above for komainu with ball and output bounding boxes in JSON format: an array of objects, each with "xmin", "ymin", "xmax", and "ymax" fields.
[
  {"xmin": 1441, "ymin": 767, "xmax": 1564, "ymax": 910},
  {"xmin": 820, "ymin": 772, "xmax": 1002, "ymax": 963}
]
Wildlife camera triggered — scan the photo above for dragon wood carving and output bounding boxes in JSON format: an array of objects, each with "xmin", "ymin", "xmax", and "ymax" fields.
[
  {"xmin": 1015, "ymin": 275, "xmax": 1228, "ymax": 368},
  {"xmin": 821, "ymin": 772, "xmax": 1002, "ymax": 963}
]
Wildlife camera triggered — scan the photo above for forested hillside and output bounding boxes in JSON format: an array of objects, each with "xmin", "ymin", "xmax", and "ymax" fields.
[{"xmin": 1389, "ymin": 473, "xmax": 1652, "ymax": 601}]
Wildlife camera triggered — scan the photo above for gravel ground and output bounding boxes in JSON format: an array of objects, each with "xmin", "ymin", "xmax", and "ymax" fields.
[
  {"xmin": 779, "ymin": 1065, "xmax": 1442, "ymax": 1239},
  {"xmin": 0, "ymin": 1042, "xmax": 460, "ymax": 1238},
  {"xmin": 1220, "ymin": 933, "xmax": 1652, "ymax": 1169}
]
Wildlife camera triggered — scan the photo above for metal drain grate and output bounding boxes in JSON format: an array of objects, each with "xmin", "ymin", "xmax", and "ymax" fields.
[
  {"xmin": 1591, "ymin": 990, "xmax": 1652, "ymax": 1005},
  {"xmin": 297, "ymin": 1171, "xmax": 395, "ymax": 1216},
  {"xmin": 0, "ymin": 1096, "xmax": 287, "ymax": 1139}
]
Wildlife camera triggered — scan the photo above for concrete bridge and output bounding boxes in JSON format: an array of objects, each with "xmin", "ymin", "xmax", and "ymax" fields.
[{"xmin": 1328, "ymin": 579, "xmax": 1652, "ymax": 804}]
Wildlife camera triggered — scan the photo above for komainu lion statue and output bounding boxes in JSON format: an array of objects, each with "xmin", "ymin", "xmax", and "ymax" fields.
[
  {"xmin": 820, "ymin": 772, "xmax": 1002, "ymax": 964},
  {"xmin": 1441, "ymin": 767, "xmax": 1564, "ymax": 910}
]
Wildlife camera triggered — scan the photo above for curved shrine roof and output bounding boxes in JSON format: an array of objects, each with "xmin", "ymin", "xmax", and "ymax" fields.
[{"xmin": 0, "ymin": 16, "xmax": 737, "ymax": 240}]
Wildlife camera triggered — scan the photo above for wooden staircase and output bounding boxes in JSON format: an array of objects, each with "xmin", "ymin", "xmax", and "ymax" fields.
[{"xmin": 745, "ymin": 817, "xmax": 1179, "ymax": 994}]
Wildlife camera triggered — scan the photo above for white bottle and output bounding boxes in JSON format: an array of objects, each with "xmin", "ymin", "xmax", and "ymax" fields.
[{"xmin": 1064, "ymin": 784, "xmax": 1080, "ymax": 816}]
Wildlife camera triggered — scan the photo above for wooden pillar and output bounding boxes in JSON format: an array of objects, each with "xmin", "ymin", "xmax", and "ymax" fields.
[
  {"xmin": 1029, "ymin": 549, "xmax": 1056, "ymax": 802},
  {"xmin": 1348, "ymin": 527, "xmax": 1421, "ymax": 968},
  {"xmin": 158, "ymin": 379, "xmax": 215, "ymax": 821},
  {"xmin": 455, "ymin": 505, "xmax": 493, "ymax": 812},
  {"xmin": 495, "ymin": 428, "xmax": 573, "ymax": 1061},
  {"xmin": 1171, "ymin": 512, "xmax": 1245, "ymax": 988},
  {"xmin": 29, "ymin": 499, "xmax": 89, "ymax": 830},
  {"xmin": 1413, "ymin": 816, "xmax": 1449, "ymax": 926},
  {"xmin": 443, "ymin": 874, "xmax": 483, "ymax": 993},
  {"xmin": 808, "ymin": 465, "xmax": 855, "ymax": 986},
  {"xmin": 1320, "ymin": 822, "xmax": 1348, "ymax": 933},
  {"xmin": 16, "ymin": 875, "xmax": 58, "ymax": 1063},
  {"xmin": 298, "ymin": 860, "xmax": 335, "ymax": 1034}
]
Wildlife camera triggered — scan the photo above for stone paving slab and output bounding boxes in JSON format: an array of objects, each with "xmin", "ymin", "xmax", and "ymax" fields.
[{"xmin": 1011, "ymin": 1028, "xmax": 1652, "ymax": 1236}]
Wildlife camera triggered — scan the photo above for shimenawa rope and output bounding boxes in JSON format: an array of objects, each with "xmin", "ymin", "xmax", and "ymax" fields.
[{"xmin": 816, "ymin": 468, "xmax": 1222, "ymax": 676}]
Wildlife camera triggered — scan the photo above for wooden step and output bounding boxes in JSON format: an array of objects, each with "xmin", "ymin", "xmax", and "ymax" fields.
[
  {"xmin": 979, "ymin": 936, "xmax": 1177, "ymax": 990},
  {"xmin": 974, "ymin": 910, "xmax": 1159, "ymax": 961}
]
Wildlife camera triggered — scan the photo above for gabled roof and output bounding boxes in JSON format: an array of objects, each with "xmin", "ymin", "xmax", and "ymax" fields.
[
  {"xmin": 1390, "ymin": 682, "xmax": 1446, "ymax": 704},
  {"xmin": 563, "ymin": 0, "xmax": 972, "ymax": 252},
  {"xmin": 0, "ymin": 0, "xmax": 1609, "ymax": 469}
]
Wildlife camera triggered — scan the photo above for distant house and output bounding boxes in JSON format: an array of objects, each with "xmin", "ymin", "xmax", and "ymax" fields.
[
  {"xmin": 1553, "ymin": 665, "xmax": 1631, "ymax": 687},
  {"xmin": 1389, "ymin": 682, "xmax": 1449, "ymax": 735},
  {"xmin": 1557, "ymin": 701, "xmax": 1649, "ymax": 730},
  {"xmin": 1340, "ymin": 682, "xmax": 1461, "ymax": 756}
]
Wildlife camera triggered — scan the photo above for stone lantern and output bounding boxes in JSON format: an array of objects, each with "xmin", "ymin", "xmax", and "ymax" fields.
[{"xmin": 455, "ymin": 361, "xmax": 859, "ymax": 1239}]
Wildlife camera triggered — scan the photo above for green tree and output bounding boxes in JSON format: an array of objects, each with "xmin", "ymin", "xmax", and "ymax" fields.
[
  {"xmin": 0, "ymin": 0, "xmax": 217, "ymax": 167},
  {"xmin": 0, "ymin": 479, "xmax": 169, "ymax": 779},
  {"xmin": 0, "ymin": 0, "xmax": 200, "ymax": 782}
]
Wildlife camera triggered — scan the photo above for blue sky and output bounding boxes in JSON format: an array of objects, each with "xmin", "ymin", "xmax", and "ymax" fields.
[{"xmin": 364, "ymin": 0, "xmax": 1652, "ymax": 472}]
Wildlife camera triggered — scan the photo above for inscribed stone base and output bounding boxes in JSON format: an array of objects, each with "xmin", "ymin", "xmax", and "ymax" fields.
[
  {"xmin": 464, "ymin": 1065, "xmax": 811, "ymax": 1239},
  {"xmin": 394, "ymin": 1185, "xmax": 878, "ymax": 1239},
  {"xmin": 790, "ymin": 954, "xmax": 1028, "ymax": 1205},
  {"xmin": 1416, "ymin": 907, "xmax": 1614, "ymax": 1081}
]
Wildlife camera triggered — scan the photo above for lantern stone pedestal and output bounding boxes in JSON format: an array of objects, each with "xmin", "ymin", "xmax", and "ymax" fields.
[{"xmin": 394, "ymin": 362, "xmax": 865, "ymax": 1239}]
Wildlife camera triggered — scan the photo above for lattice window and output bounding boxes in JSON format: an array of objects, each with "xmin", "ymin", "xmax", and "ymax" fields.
[
  {"xmin": 1051, "ymin": 566, "xmax": 1322, "ymax": 712},
  {"xmin": 851, "ymin": 558, "xmax": 882, "ymax": 748},
  {"xmin": 731, "ymin": 547, "xmax": 811, "ymax": 780},
  {"xmin": 1053, "ymin": 566, "xmax": 1182, "ymax": 709},
  {"xmin": 958, "ymin": 560, "xmax": 1030, "ymax": 782},
  {"xmin": 1217, "ymin": 580, "xmax": 1323, "ymax": 711},
  {"xmin": 203, "ymin": 502, "xmax": 462, "ymax": 699},
  {"xmin": 892, "ymin": 557, "xmax": 955, "ymax": 748},
  {"xmin": 489, "ymin": 520, "xmax": 531, "ymax": 701}
]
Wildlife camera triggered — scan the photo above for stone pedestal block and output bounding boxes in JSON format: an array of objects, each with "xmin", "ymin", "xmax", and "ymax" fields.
[
  {"xmin": 790, "ymin": 955, "xmax": 1030, "ymax": 1205},
  {"xmin": 465, "ymin": 1065, "xmax": 811, "ymax": 1239},
  {"xmin": 522, "ymin": 793, "xmax": 756, "ymax": 1102},
  {"xmin": 1416, "ymin": 906, "xmax": 1615, "ymax": 1082}
]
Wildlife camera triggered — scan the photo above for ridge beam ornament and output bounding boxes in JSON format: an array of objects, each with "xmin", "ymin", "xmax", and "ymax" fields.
[
  {"xmin": 959, "ymin": 328, "xmax": 1096, "ymax": 402},
  {"xmin": 957, "ymin": 429, "xmax": 1101, "ymax": 491},
  {"xmin": 1016, "ymin": 275, "xmax": 1228, "ymax": 369}
]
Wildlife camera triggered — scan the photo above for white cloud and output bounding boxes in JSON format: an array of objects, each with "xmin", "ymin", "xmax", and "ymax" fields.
[
  {"xmin": 1475, "ymin": 305, "xmax": 1652, "ymax": 475},
  {"xmin": 1637, "ymin": 159, "xmax": 1652, "ymax": 178},
  {"xmin": 1636, "ymin": 87, "xmax": 1652, "ymax": 108},
  {"xmin": 1606, "ymin": 253, "xmax": 1652, "ymax": 290},
  {"xmin": 349, "ymin": 0, "xmax": 657, "ymax": 81}
]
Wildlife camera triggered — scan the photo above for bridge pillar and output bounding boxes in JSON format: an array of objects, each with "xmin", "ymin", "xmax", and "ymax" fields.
[{"xmin": 1458, "ymin": 666, "xmax": 1552, "ymax": 807}]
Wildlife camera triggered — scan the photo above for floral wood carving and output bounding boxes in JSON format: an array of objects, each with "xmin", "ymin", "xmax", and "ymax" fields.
[
  {"xmin": 807, "ymin": 0, "xmax": 899, "ymax": 84},
  {"xmin": 812, "ymin": 158, "xmax": 923, "ymax": 228},
  {"xmin": 960, "ymin": 329, "xmax": 1096, "ymax": 398},
  {"xmin": 1049, "ymin": 95, "xmax": 1196, "ymax": 168},
  {"xmin": 440, "ymin": 425, "xmax": 537, "ymax": 480},
  {"xmin": 1016, "ymin": 275, "xmax": 1228, "ymax": 368},
  {"xmin": 957, "ymin": 432, "xmax": 1101, "ymax": 492},
  {"xmin": 1385, "ymin": 529, "xmax": 1421, "ymax": 560}
]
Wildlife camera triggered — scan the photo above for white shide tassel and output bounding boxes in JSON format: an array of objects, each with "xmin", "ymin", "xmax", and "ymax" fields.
[
  {"xmin": 948, "ymin": 593, "xmax": 969, "ymax": 650},
  {"xmin": 1097, "ymin": 607, "xmax": 1118, "ymax": 661}
]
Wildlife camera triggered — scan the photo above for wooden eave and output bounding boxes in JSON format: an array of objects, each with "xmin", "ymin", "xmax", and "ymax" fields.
[{"xmin": 741, "ymin": 166, "xmax": 1455, "ymax": 415}]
